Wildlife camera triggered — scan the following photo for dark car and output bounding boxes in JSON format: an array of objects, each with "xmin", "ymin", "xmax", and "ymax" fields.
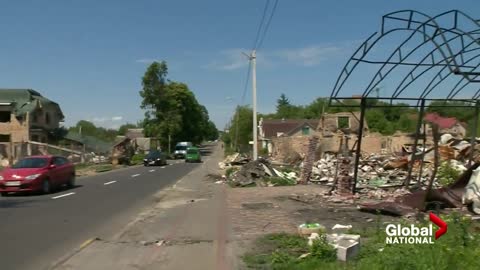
[
  {"xmin": 0, "ymin": 155, "xmax": 76, "ymax": 196},
  {"xmin": 143, "ymin": 150, "xmax": 167, "ymax": 166}
]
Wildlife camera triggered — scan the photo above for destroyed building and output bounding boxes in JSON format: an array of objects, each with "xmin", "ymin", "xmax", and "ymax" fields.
[
  {"xmin": 0, "ymin": 89, "xmax": 64, "ymax": 163},
  {"xmin": 262, "ymin": 112, "xmax": 432, "ymax": 163}
]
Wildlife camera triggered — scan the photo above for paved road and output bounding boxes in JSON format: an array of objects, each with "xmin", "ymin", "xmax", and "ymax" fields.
[{"xmin": 0, "ymin": 155, "xmax": 204, "ymax": 270}]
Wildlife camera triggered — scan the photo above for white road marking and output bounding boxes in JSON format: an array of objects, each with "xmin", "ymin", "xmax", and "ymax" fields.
[
  {"xmin": 149, "ymin": 169, "xmax": 155, "ymax": 172},
  {"xmin": 132, "ymin": 174, "xmax": 141, "ymax": 178},
  {"xmin": 169, "ymin": 163, "xmax": 173, "ymax": 166},
  {"xmin": 104, "ymin": 181, "xmax": 117, "ymax": 185},
  {"xmin": 52, "ymin": 192, "xmax": 75, "ymax": 199},
  {"xmin": 173, "ymin": 184, "xmax": 177, "ymax": 189},
  {"xmin": 161, "ymin": 167, "xmax": 165, "ymax": 169}
]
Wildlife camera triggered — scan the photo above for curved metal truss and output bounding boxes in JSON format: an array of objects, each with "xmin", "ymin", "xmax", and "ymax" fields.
[
  {"xmin": 328, "ymin": 10, "xmax": 480, "ymax": 194},
  {"xmin": 330, "ymin": 10, "xmax": 480, "ymax": 105}
]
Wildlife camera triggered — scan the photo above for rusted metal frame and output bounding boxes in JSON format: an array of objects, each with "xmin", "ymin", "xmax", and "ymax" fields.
[
  {"xmin": 405, "ymin": 99, "xmax": 426, "ymax": 187},
  {"xmin": 352, "ymin": 97, "xmax": 367, "ymax": 194}
]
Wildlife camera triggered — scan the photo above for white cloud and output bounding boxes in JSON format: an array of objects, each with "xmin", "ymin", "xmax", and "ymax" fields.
[
  {"xmin": 112, "ymin": 116, "xmax": 123, "ymax": 121},
  {"xmin": 135, "ymin": 58, "xmax": 160, "ymax": 63},
  {"xmin": 276, "ymin": 45, "xmax": 341, "ymax": 66},
  {"xmin": 204, "ymin": 49, "xmax": 250, "ymax": 70},
  {"xmin": 206, "ymin": 42, "xmax": 355, "ymax": 71},
  {"xmin": 92, "ymin": 117, "xmax": 108, "ymax": 123}
]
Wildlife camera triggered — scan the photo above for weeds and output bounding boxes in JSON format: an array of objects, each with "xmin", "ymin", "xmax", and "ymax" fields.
[
  {"xmin": 437, "ymin": 161, "xmax": 461, "ymax": 186},
  {"xmin": 243, "ymin": 212, "xmax": 480, "ymax": 270},
  {"xmin": 265, "ymin": 177, "xmax": 296, "ymax": 186}
]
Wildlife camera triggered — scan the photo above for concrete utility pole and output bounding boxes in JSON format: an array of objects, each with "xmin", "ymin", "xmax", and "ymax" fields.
[{"xmin": 251, "ymin": 50, "xmax": 258, "ymax": 160}]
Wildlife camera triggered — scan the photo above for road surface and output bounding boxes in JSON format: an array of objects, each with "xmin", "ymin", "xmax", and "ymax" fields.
[{"xmin": 0, "ymin": 156, "xmax": 203, "ymax": 270}]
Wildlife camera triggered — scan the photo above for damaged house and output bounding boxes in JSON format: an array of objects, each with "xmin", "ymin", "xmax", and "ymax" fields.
[
  {"xmin": 261, "ymin": 112, "xmax": 436, "ymax": 163},
  {"xmin": 258, "ymin": 118, "xmax": 320, "ymax": 160},
  {"xmin": 0, "ymin": 89, "xmax": 64, "ymax": 163}
]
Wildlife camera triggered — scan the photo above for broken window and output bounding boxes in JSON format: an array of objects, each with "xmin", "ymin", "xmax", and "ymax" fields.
[
  {"xmin": 0, "ymin": 111, "xmax": 10, "ymax": 122},
  {"xmin": 45, "ymin": 112, "xmax": 51, "ymax": 125},
  {"xmin": 338, "ymin": 116, "xmax": 350, "ymax": 129},
  {"xmin": 0, "ymin": 134, "xmax": 10, "ymax": 142},
  {"xmin": 302, "ymin": 126, "xmax": 310, "ymax": 135}
]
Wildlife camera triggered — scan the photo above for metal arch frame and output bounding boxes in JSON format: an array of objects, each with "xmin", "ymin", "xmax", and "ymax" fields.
[
  {"xmin": 327, "ymin": 10, "xmax": 480, "ymax": 195},
  {"xmin": 330, "ymin": 10, "xmax": 480, "ymax": 103}
]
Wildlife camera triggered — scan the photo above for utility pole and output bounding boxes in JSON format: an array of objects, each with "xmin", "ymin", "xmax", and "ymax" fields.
[
  {"xmin": 251, "ymin": 50, "xmax": 258, "ymax": 160},
  {"xmin": 242, "ymin": 50, "xmax": 259, "ymax": 160}
]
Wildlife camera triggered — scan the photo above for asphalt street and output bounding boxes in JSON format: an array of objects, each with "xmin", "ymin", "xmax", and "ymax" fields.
[{"xmin": 0, "ymin": 155, "xmax": 204, "ymax": 270}]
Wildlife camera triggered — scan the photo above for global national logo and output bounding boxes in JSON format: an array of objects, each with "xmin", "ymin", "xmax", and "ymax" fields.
[{"xmin": 385, "ymin": 213, "xmax": 448, "ymax": 244}]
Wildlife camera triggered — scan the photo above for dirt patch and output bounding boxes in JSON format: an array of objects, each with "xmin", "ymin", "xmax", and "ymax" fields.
[{"xmin": 242, "ymin": 202, "xmax": 274, "ymax": 210}]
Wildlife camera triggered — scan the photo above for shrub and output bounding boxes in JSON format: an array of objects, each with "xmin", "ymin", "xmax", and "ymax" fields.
[
  {"xmin": 131, "ymin": 154, "xmax": 146, "ymax": 165},
  {"xmin": 437, "ymin": 161, "xmax": 461, "ymax": 186}
]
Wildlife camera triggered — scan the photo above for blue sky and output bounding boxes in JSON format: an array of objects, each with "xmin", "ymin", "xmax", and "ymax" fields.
[{"xmin": 0, "ymin": 0, "xmax": 479, "ymax": 129}]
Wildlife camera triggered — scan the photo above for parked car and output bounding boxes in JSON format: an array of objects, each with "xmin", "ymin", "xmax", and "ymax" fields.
[
  {"xmin": 143, "ymin": 150, "xmax": 168, "ymax": 166},
  {"xmin": 0, "ymin": 155, "xmax": 76, "ymax": 196},
  {"xmin": 185, "ymin": 147, "xmax": 202, "ymax": 163}
]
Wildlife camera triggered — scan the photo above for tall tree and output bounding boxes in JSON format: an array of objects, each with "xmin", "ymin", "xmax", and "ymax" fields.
[{"xmin": 139, "ymin": 61, "xmax": 214, "ymax": 148}]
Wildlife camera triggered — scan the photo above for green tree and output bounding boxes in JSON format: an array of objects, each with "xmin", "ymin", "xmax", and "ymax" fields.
[
  {"xmin": 68, "ymin": 120, "xmax": 117, "ymax": 142},
  {"xmin": 225, "ymin": 106, "xmax": 253, "ymax": 152},
  {"xmin": 139, "ymin": 61, "xmax": 214, "ymax": 148}
]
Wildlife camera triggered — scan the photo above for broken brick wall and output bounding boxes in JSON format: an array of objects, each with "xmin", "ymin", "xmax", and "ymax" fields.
[
  {"xmin": 272, "ymin": 135, "xmax": 318, "ymax": 162},
  {"xmin": 0, "ymin": 113, "xmax": 29, "ymax": 143}
]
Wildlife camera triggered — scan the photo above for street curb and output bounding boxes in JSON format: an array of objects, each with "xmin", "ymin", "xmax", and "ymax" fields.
[{"xmin": 48, "ymin": 237, "xmax": 99, "ymax": 270}]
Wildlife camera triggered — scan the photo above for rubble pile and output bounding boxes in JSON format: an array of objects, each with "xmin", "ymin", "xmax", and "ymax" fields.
[
  {"xmin": 227, "ymin": 158, "xmax": 298, "ymax": 187},
  {"xmin": 218, "ymin": 153, "xmax": 250, "ymax": 169}
]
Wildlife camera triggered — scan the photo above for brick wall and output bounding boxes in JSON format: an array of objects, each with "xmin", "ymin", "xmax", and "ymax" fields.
[{"xmin": 0, "ymin": 113, "xmax": 29, "ymax": 143}]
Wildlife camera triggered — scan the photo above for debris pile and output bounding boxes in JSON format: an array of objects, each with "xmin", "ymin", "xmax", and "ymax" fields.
[
  {"xmin": 227, "ymin": 158, "xmax": 297, "ymax": 187},
  {"xmin": 218, "ymin": 153, "xmax": 250, "ymax": 169}
]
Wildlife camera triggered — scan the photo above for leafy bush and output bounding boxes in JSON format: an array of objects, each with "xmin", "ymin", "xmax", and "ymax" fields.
[
  {"xmin": 437, "ymin": 161, "xmax": 461, "ymax": 186},
  {"xmin": 131, "ymin": 154, "xmax": 146, "ymax": 165},
  {"xmin": 309, "ymin": 235, "xmax": 337, "ymax": 261}
]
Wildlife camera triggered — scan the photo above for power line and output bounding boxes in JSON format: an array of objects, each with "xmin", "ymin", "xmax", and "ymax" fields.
[
  {"xmin": 256, "ymin": 0, "xmax": 279, "ymax": 51},
  {"xmin": 252, "ymin": 0, "xmax": 271, "ymax": 50}
]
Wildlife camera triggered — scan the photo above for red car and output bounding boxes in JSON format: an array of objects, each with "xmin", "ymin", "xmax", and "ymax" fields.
[{"xmin": 0, "ymin": 155, "xmax": 76, "ymax": 196}]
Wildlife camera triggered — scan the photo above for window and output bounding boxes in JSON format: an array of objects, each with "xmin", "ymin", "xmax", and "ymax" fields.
[
  {"xmin": 12, "ymin": 158, "xmax": 48, "ymax": 168},
  {"xmin": 0, "ymin": 134, "xmax": 10, "ymax": 142},
  {"xmin": 45, "ymin": 112, "xmax": 51, "ymax": 125},
  {"xmin": 302, "ymin": 126, "xmax": 310, "ymax": 135},
  {"xmin": 338, "ymin": 116, "xmax": 350, "ymax": 129},
  {"xmin": 0, "ymin": 111, "xmax": 10, "ymax": 122},
  {"xmin": 32, "ymin": 114, "xmax": 38, "ymax": 123},
  {"xmin": 53, "ymin": 157, "xmax": 68, "ymax": 166}
]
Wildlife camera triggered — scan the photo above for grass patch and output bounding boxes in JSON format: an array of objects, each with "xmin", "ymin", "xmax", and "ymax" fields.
[
  {"xmin": 243, "ymin": 233, "xmax": 337, "ymax": 269},
  {"xmin": 243, "ymin": 212, "xmax": 480, "ymax": 269},
  {"xmin": 94, "ymin": 164, "xmax": 113, "ymax": 172},
  {"xmin": 265, "ymin": 177, "xmax": 296, "ymax": 186}
]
